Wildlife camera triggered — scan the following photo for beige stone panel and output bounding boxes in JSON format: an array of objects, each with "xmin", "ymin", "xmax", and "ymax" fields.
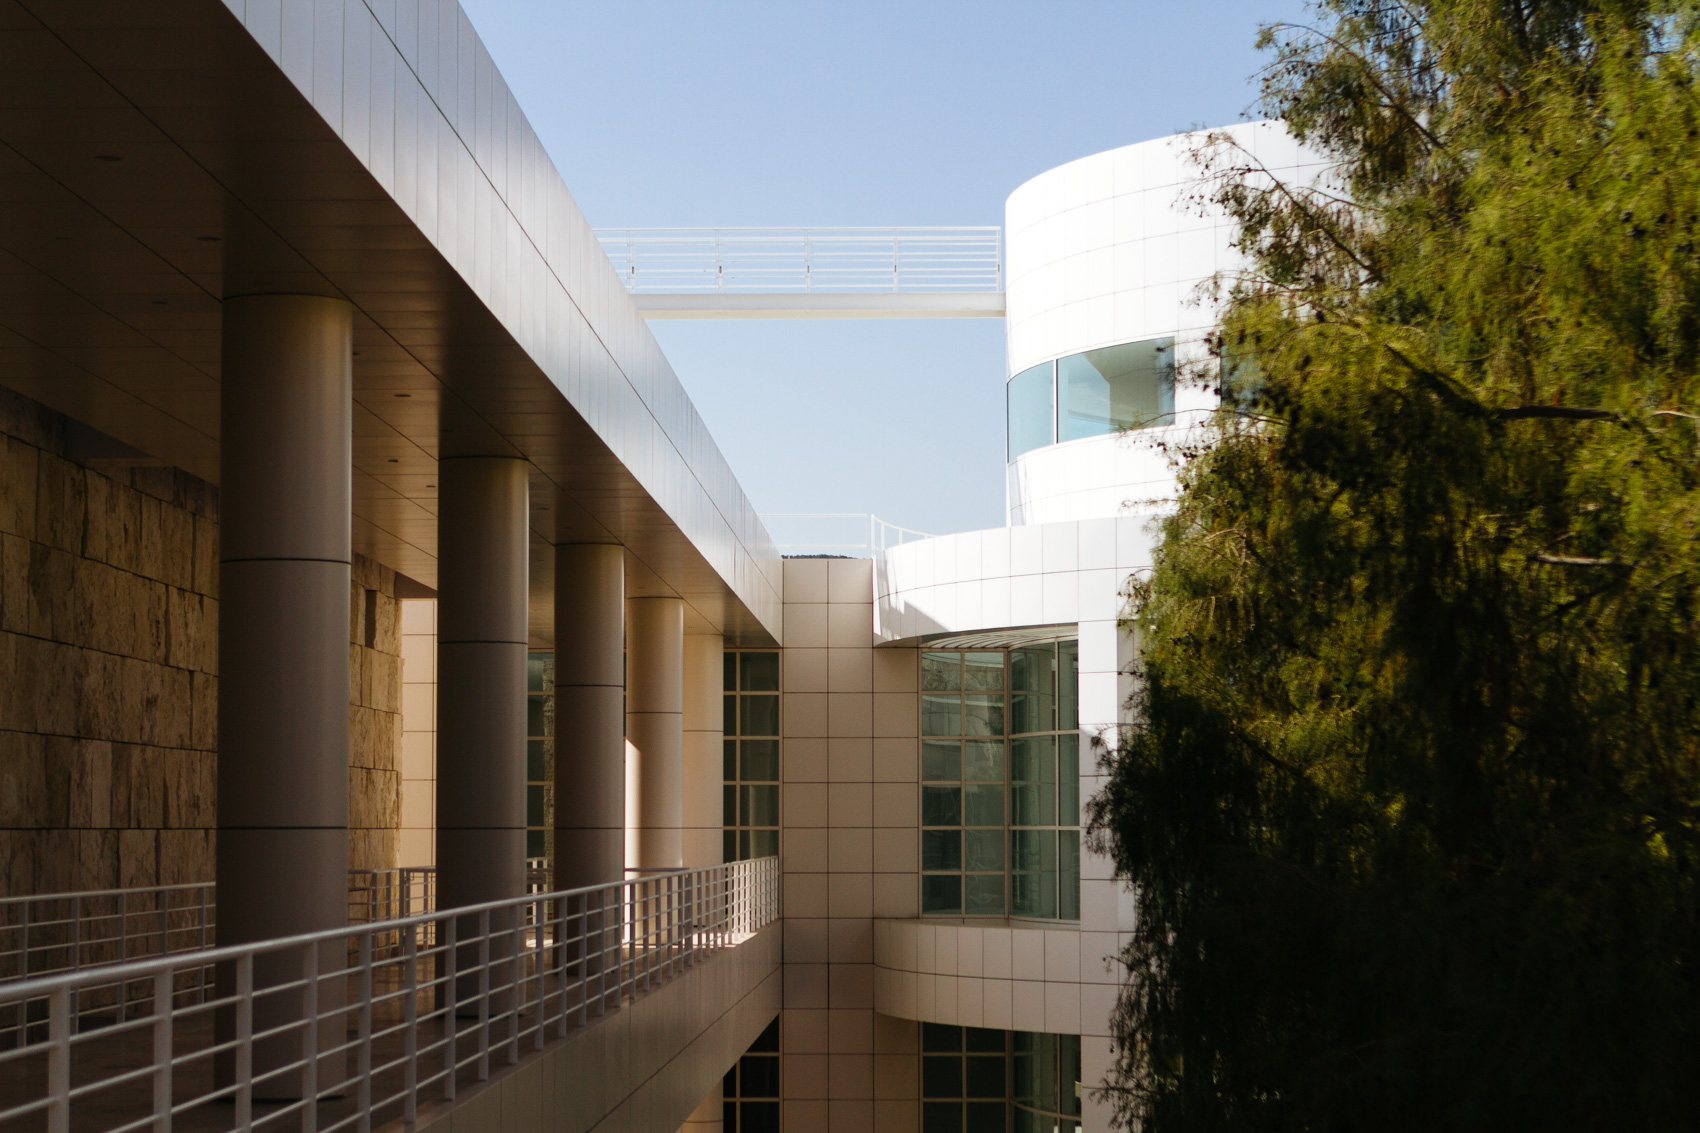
[
  {"xmin": 158, "ymin": 828, "xmax": 213, "ymax": 886},
  {"xmin": 872, "ymin": 648, "xmax": 918, "ymax": 693},
  {"xmin": 828, "ymin": 920, "xmax": 874, "ymax": 964},
  {"xmin": 827, "ymin": 737, "xmax": 872, "ymax": 782},
  {"xmin": 35, "ymin": 452, "xmax": 86, "ymax": 555},
  {"xmin": 135, "ymin": 492, "xmax": 166, "ymax": 583},
  {"xmin": 829, "ymin": 964, "xmax": 874, "ymax": 1010},
  {"xmin": 157, "ymin": 503, "xmax": 193, "ymax": 590},
  {"xmin": 783, "ymin": 1008, "xmax": 830, "ymax": 1053},
  {"xmin": 0, "ymin": 731, "xmax": 51, "ymax": 827},
  {"xmin": 0, "ymin": 435, "xmax": 38, "ymax": 538},
  {"xmin": 117, "ymin": 828, "xmax": 158, "ymax": 889},
  {"xmin": 873, "ymin": 737, "xmax": 918, "ymax": 783},
  {"xmin": 191, "ymin": 514, "xmax": 218, "ymax": 597},
  {"xmin": 190, "ymin": 672, "xmax": 216, "ymax": 750}
]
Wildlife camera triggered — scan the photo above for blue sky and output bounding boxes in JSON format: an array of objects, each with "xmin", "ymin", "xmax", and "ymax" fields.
[{"xmin": 458, "ymin": 0, "xmax": 1310, "ymax": 537}]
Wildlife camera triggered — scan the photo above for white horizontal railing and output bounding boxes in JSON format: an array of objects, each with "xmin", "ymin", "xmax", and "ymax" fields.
[
  {"xmin": 3, "ymin": 862, "xmax": 554, "ymax": 992},
  {"xmin": 596, "ymin": 227, "xmax": 1002, "ymax": 294},
  {"xmin": 760, "ymin": 513, "xmax": 934, "ymax": 558},
  {"xmin": 0, "ymin": 857, "xmax": 779, "ymax": 1133}
]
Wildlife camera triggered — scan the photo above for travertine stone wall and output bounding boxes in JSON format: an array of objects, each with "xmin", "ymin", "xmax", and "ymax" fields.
[{"xmin": 0, "ymin": 385, "xmax": 403, "ymax": 897}]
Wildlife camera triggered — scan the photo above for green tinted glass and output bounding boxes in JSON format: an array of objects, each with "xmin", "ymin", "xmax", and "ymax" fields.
[
  {"xmin": 922, "ymin": 829, "xmax": 961, "ymax": 871},
  {"xmin": 921, "ymin": 874, "xmax": 961, "ymax": 915},
  {"xmin": 964, "ymin": 739, "xmax": 1003, "ymax": 781},
  {"xmin": 922, "ymin": 695, "xmax": 961, "ymax": 736},
  {"xmin": 921, "ymin": 786, "xmax": 961, "ymax": 826},
  {"xmin": 921, "ymin": 652, "xmax": 961, "ymax": 691},
  {"xmin": 742, "ymin": 784, "xmax": 779, "ymax": 826},
  {"xmin": 741, "ymin": 739, "xmax": 780, "ymax": 781},
  {"xmin": 964, "ymin": 873, "xmax": 1004, "ymax": 915},
  {"xmin": 963, "ymin": 694, "xmax": 1004, "ymax": 737},
  {"xmin": 964, "ymin": 828, "xmax": 1004, "ymax": 872},
  {"xmin": 740, "ymin": 651, "xmax": 779, "ymax": 692},
  {"xmin": 964, "ymin": 783, "xmax": 1003, "ymax": 826},
  {"xmin": 962, "ymin": 652, "xmax": 1003, "ymax": 691},
  {"xmin": 922, "ymin": 740, "xmax": 961, "ymax": 781},
  {"xmin": 741, "ymin": 695, "xmax": 779, "ymax": 736}
]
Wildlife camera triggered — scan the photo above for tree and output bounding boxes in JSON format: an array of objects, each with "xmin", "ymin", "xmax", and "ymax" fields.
[{"xmin": 1087, "ymin": 3, "xmax": 1700, "ymax": 1129}]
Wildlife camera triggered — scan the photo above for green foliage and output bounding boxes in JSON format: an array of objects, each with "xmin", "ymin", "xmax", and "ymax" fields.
[{"xmin": 1088, "ymin": 3, "xmax": 1700, "ymax": 1128}]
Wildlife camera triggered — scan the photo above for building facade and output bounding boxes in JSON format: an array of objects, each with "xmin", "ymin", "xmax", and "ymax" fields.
[{"xmin": 0, "ymin": 4, "xmax": 1324, "ymax": 1131}]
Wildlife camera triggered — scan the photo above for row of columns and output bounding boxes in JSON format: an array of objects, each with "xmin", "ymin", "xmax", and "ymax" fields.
[{"xmin": 213, "ymin": 294, "xmax": 725, "ymax": 1091}]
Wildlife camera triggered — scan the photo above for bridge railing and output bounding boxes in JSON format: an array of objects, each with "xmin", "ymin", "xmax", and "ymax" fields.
[
  {"xmin": 0, "ymin": 857, "xmax": 779, "ymax": 1133},
  {"xmin": 596, "ymin": 227, "xmax": 1002, "ymax": 294}
]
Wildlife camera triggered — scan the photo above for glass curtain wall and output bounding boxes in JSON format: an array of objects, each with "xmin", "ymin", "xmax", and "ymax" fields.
[
  {"xmin": 1005, "ymin": 334, "xmax": 1177, "ymax": 461},
  {"xmin": 724, "ymin": 650, "xmax": 781, "ymax": 861},
  {"xmin": 920, "ymin": 642, "xmax": 1079, "ymax": 918},
  {"xmin": 920, "ymin": 1023, "xmax": 1083, "ymax": 1133},
  {"xmin": 525, "ymin": 653, "xmax": 554, "ymax": 861}
]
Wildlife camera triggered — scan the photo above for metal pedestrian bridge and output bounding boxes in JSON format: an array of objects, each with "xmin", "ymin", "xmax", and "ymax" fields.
[{"xmin": 595, "ymin": 227, "xmax": 1006, "ymax": 319}]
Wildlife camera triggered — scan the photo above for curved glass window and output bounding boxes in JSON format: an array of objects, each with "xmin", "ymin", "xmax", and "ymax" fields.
[
  {"xmin": 1059, "ymin": 337, "xmax": 1175, "ymax": 441},
  {"xmin": 1006, "ymin": 361, "xmax": 1055, "ymax": 460},
  {"xmin": 1007, "ymin": 335, "xmax": 1177, "ymax": 461}
]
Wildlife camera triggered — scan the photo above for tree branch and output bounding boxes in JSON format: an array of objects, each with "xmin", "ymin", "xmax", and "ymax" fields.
[{"xmin": 1496, "ymin": 406, "xmax": 1617, "ymax": 421}]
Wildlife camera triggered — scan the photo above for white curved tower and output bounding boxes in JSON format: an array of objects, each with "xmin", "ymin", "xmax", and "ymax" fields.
[{"xmin": 1004, "ymin": 121, "xmax": 1322, "ymax": 524}]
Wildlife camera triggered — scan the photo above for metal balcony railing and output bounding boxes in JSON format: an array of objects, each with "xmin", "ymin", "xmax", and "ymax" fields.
[
  {"xmin": 596, "ymin": 227, "xmax": 1003, "ymax": 294},
  {"xmin": 0, "ymin": 857, "xmax": 779, "ymax": 1133}
]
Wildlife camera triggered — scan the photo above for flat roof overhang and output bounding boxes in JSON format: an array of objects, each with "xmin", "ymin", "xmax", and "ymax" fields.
[{"xmin": 0, "ymin": 0, "xmax": 781, "ymax": 645}]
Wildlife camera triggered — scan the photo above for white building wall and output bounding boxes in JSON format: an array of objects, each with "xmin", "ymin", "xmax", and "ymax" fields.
[{"xmin": 1003, "ymin": 122, "xmax": 1328, "ymax": 526}]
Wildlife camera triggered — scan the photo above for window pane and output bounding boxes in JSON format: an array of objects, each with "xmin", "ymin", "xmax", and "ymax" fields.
[
  {"xmin": 922, "ymin": 1055, "xmax": 963, "ymax": 1099},
  {"xmin": 741, "ymin": 695, "xmax": 780, "ymax": 736},
  {"xmin": 1058, "ymin": 740, "xmax": 1079, "ymax": 826},
  {"xmin": 964, "ymin": 828, "xmax": 1004, "ymax": 872},
  {"xmin": 724, "ymin": 650, "xmax": 737, "ymax": 692},
  {"xmin": 921, "ymin": 652, "xmax": 962, "ymax": 691},
  {"xmin": 723, "ymin": 784, "xmax": 737, "ymax": 826},
  {"xmin": 527, "ymin": 739, "xmax": 548, "ymax": 781},
  {"xmin": 1059, "ymin": 831, "xmax": 1080, "ymax": 921},
  {"xmin": 526, "ymin": 784, "xmax": 545, "ymax": 827},
  {"xmin": 963, "ymin": 694, "xmax": 1004, "ymax": 737},
  {"xmin": 964, "ymin": 739, "xmax": 1003, "ymax": 782},
  {"xmin": 965, "ymin": 1056, "xmax": 1007, "ymax": 1098},
  {"xmin": 527, "ymin": 695, "xmax": 552, "ymax": 737},
  {"xmin": 1012, "ymin": 737, "xmax": 1057, "ymax": 826},
  {"xmin": 1059, "ymin": 337, "xmax": 1176, "ymax": 441},
  {"xmin": 740, "ymin": 651, "xmax": 780, "ymax": 692},
  {"xmin": 526, "ymin": 653, "xmax": 549, "ymax": 693},
  {"xmin": 964, "ymin": 783, "xmax": 1004, "ymax": 827},
  {"xmin": 749, "ymin": 829, "xmax": 779, "ymax": 858},
  {"xmin": 922, "ymin": 694, "xmax": 962, "ymax": 736},
  {"xmin": 1058, "ymin": 639, "xmax": 1079, "ymax": 731},
  {"xmin": 1061, "ymin": 1035, "xmax": 1083, "ymax": 1117},
  {"xmin": 922, "ymin": 1023, "xmax": 964, "ymax": 1052},
  {"xmin": 526, "ymin": 828, "xmax": 545, "ymax": 857},
  {"xmin": 965, "ymin": 1027, "xmax": 1005, "ymax": 1053},
  {"xmin": 723, "ymin": 695, "xmax": 737, "ymax": 735},
  {"xmin": 922, "ymin": 829, "xmax": 962, "ymax": 871},
  {"xmin": 962, "ymin": 652, "xmax": 1003, "ymax": 691},
  {"xmin": 1012, "ymin": 830, "xmax": 1059, "ymax": 918},
  {"xmin": 1007, "ymin": 360, "xmax": 1054, "ymax": 459},
  {"xmin": 921, "ymin": 786, "xmax": 962, "ymax": 827},
  {"xmin": 743, "ymin": 784, "xmax": 779, "ymax": 827},
  {"xmin": 723, "ymin": 829, "xmax": 737, "ymax": 861},
  {"xmin": 724, "ymin": 739, "xmax": 737, "ymax": 780},
  {"xmin": 966, "ymin": 1101, "xmax": 1006, "ymax": 1129},
  {"xmin": 964, "ymin": 873, "xmax": 1005, "ymax": 916},
  {"xmin": 922, "ymin": 740, "xmax": 962, "ymax": 781},
  {"xmin": 741, "ymin": 739, "xmax": 780, "ymax": 781},
  {"xmin": 742, "ymin": 1101, "xmax": 780, "ymax": 1133},
  {"xmin": 921, "ymin": 874, "xmax": 962, "ymax": 915},
  {"xmin": 740, "ymin": 1055, "xmax": 780, "ymax": 1096},
  {"xmin": 923, "ymin": 1102, "xmax": 964, "ymax": 1133}
]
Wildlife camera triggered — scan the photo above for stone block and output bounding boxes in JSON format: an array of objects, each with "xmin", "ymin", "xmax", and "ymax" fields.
[
  {"xmin": 190, "ymin": 672, "xmax": 216, "ymax": 751},
  {"xmin": 8, "ymin": 637, "xmax": 79, "ymax": 735},
  {"xmin": 67, "ymin": 740, "xmax": 113, "ymax": 829},
  {"xmin": 33, "ymin": 452, "xmax": 85, "ymax": 555},
  {"xmin": 158, "ymin": 504, "xmax": 193, "ymax": 590},
  {"xmin": 0, "ymin": 435, "xmax": 38, "ymax": 539},
  {"xmin": 158, "ymin": 827, "xmax": 213, "ymax": 886},
  {"xmin": 191, "ymin": 514, "xmax": 218, "ymax": 597},
  {"xmin": 118, "ymin": 828, "xmax": 158, "ymax": 889},
  {"xmin": 0, "ymin": 730, "xmax": 51, "ymax": 826},
  {"xmin": 135, "ymin": 493, "xmax": 165, "ymax": 584}
]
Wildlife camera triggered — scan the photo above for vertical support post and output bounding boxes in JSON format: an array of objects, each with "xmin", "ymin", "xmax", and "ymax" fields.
[
  {"xmin": 552, "ymin": 543, "xmax": 626, "ymax": 892},
  {"xmin": 357, "ymin": 933, "xmax": 373, "ymax": 1133},
  {"xmin": 441, "ymin": 917, "xmax": 457, "ymax": 1103},
  {"xmin": 436, "ymin": 456, "xmax": 528, "ymax": 1015},
  {"xmin": 152, "ymin": 969, "xmax": 173, "ymax": 1132},
  {"xmin": 301, "ymin": 945, "xmax": 318, "ymax": 1133},
  {"xmin": 217, "ymin": 294, "xmax": 352, "ymax": 1099},
  {"xmin": 47, "ymin": 985, "xmax": 69, "ymax": 1133},
  {"xmin": 627, "ymin": 598, "xmax": 685, "ymax": 871},
  {"xmin": 403, "ymin": 928, "xmax": 418, "ymax": 1126},
  {"xmin": 235, "ymin": 956, "xmax": 253, "ymax": 1128}
]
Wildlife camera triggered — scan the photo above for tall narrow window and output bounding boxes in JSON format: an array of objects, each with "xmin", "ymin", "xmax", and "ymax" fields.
[
  {"xmin": 723, "ymin": 1016, "xmax": 780, "ymax": 1132},
  {"xmin": 724, "ymin": 649, "xmax": 780, "ymax": 860},
  {"xmin": 525, "ymin": 653, "xmax": 553, "ymax": 862},
  {"xmin": 919, "ymin": 641, "xmax": 1080, "ymax": 919}
]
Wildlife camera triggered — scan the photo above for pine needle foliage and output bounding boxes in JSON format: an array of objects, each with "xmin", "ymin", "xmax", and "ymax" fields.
[{"xmin": 1087, "ymin": 3, "xmax": 1700, "ymax": 1128}]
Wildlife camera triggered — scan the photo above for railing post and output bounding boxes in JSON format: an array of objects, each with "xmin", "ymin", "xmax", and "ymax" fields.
[
  {"xmin": 236, "ymin": 954, "xmax": 254, "ymax": 1128},
  {"xmin": 403, "ymin": 927, "xmax": 418, "ymax": 1126},
  {"xmin": 508, "ymin": 913, "xmax": 522, "ymax": 1066},
  {"xmin": 476, "ymin": 909, "xmax": 490, "ymax": 1082},
  {"xmin": 301, "ymin": 943, "xmax": 319, "ymax": 1133},
  {"xmin": 441, "ymin": 915, "xmax": 457, "ymax": 1102},
  {"xmin": 357, "ymin": 932, "xmax": 373, "ymax": 1133},
  {"xmin": 46, "ymin": 984, "xmax": 69, "ymax": 1133},
  {"xmin": 153, "ymin": 968, "xmax": 173, "ymax": 1132}
]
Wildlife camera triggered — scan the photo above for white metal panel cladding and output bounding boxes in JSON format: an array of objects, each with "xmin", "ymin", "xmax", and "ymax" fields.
[{"xmin": 0, "ymin": 857, "xmax": 779, "ymax": 1133}]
